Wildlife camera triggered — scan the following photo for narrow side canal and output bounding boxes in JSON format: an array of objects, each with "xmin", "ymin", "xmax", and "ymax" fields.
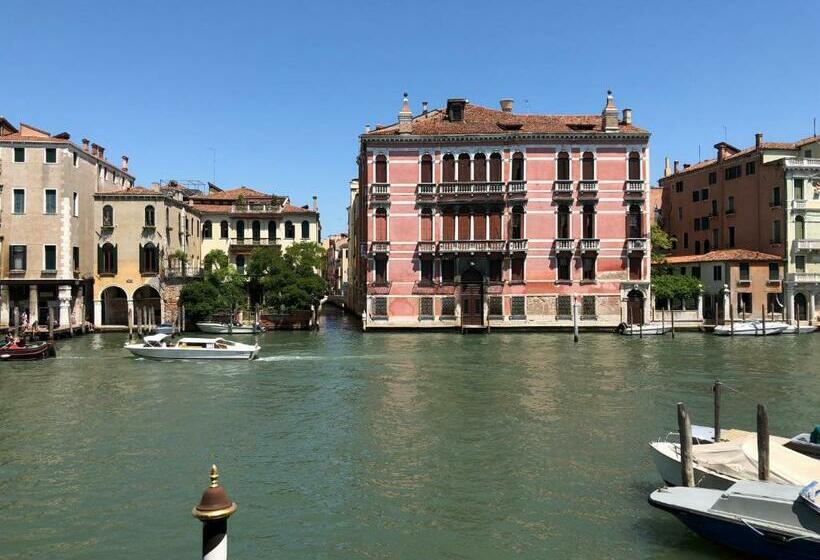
[{"xmin": 0, "ymin": 308, "xmax": 816, "ymax": 559}]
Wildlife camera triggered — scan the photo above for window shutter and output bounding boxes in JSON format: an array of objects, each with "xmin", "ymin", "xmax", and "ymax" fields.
[
  {"xmin": 113, "ymin": 245, "xmax": 118, "ymax": 274},
  {"xmin": 98, "ymin": 245, "xmax": 103, "ymax": 274},
  {"xmin": 22, "ymin": 248, "xmax": 26, "ymax": 271},
  {"xmin": 139, "ymin": 244, "xmax": 145, "ymax": 273}
]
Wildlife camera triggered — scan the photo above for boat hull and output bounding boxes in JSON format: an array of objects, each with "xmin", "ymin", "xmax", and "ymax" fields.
[
  {"xmin": 125, "ymin": 345, "xmax": 259, "ymax": 360},
  {"xmin": 616, "ymin": 323, "xmax": 671, "ymax": 336},
  {"xmin": 649, "ymin": 442, "xmax": 736, "ymax": 490},
  {"xmin": 0, "ymin": 342, "xmax": 56, "ymax": 360},
  {"xmin": 713, "ymin": 323, "xmax": 786, "ymax": 336}
]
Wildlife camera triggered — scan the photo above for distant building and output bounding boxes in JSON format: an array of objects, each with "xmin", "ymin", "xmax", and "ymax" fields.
[
  {"xmin": 345, "ymin": 180, "xmax": 362, "ymax": 313},
  {"xmin": 0, "ymin": 117, "xmax": 135, "ymax": 329},
  {"xmin": 650, "ymin": 186, "xmax": 663, "ymax": 226},
  {"xmin": 324, "ymin": 233, "xmax": 348, "ymax": 295},
  {"xmin": 659, "ymin": 133, "xmax": 820, "ymax": 323},
  {"xmin": 352, "ymin": 93, "xmax": 652, "ymax": 329},
  {"xmin": 189, "ymin": 185, "xmax": 321, "ymax": 274}
]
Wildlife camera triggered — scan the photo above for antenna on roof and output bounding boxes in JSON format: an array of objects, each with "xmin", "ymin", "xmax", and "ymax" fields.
[{"xmin": 814, "ymin": 117, "xmax": 816, "ymax": 137}]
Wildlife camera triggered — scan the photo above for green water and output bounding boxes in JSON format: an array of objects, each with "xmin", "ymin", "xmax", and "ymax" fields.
[{"xmin": 0, "ymin": 308, "xmax": 817, "ymax": 559}]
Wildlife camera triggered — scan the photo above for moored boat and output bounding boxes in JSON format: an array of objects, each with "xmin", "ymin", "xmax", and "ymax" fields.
[
  {"xmin": 0, "ymin": 341, "xmax": 56, "ymax": 360},
  {"xmin": 713, "ymin": 320, "xmax": 787, "ymax": 336},
  {"xmin": 786, "ymin": 428, "xmax": 820, "ymax": 459},
  {"xmin": 156, "ymin": 323, "xmax": 177, "ymax": 335},
  {"xmin": 125, "ymin": 334, "xmax": 260, "ymax": 360},
  {"xmin": 615, "ymin": 322, "xmax": 672, "ymax": 336},
  {"xmin": 196, "ymin": 321, "xmax": 264, "ymax": 334},
  {"xmin": 782, "ymin": 324, "xmax": 818, "ymax": 334}
]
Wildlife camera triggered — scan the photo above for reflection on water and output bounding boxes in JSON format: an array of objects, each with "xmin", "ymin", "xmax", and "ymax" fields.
[{"xmin": 0, "ymin": 307, "xmax": 816, "ymax": 559}]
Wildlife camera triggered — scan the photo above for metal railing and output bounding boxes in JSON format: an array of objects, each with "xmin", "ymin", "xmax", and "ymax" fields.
[
  {"xmin": 627, "ymin": 238, "xmax": 648, "ymax": 252},
  {"xmin": 438, "ymin": 240, "xmax": 506, "ymax": 253}
]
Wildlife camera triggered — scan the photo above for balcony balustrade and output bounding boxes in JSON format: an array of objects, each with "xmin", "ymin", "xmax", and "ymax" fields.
[
  {"xmin": 625, "ymin": 180, "xmax": 645, "ymax": 194},
  {"xmin": 417, "ymin": 241, "xmax": 436, "ymax": 254},
  {"xmin": 794, "ymin": 239, "xmax": 820, "ymax": 252},
  {"xmin": 578, "ymin": 180, "xmax": 599, "ymax": 194},
  {"xmin": 554, "ymin": 238, "xmax": 574, "ymax": 252},
  {"xmin": 438, "ymin": 240, "xmax": 506, "ymax": 253},
  {"xmin": 627, "ymin": 238, "xmax": 648, "ymax": 252},
  {"xmin": 369, "ymin": 241, "xmax": 390, "ymax": 254},
  {"xmin": 438, "ymin": 182, "xmax": 505, "ymax": 198},
  {"xmin": 792, "ymin": 199, "xmax": 807, "ymax": 211},
  {"xmin": 508, "ymin": 239, "xmax": 528, "ymax": 252},
  {"xmin": 370, "ymin": 183, "xmax": 390, "ymax": 199},
  {"xmin": 784, "ymin": 157, "xmax": 820, "ymax": 169},
  {"xmin": 507, "ymin": 181, "xmax": 527, "ymax": 197},
  {"xmin": 790, "ymin": 273, "xmax": 820, "ymax": 283},
  {"xmin": 579, "ymin": 238, "xmax": 600, "ymax": 252},
  {"xmin": 231, "ymin": 203, "xmax": 279, "ymax": 213},
  {"xmin": 230, "ymin": 237, "xmax": 277, "ymax": 246},
  {"xmin": 416, "ymin": 183, "xmax": 436, "ymax": 197},
  {"xmin": 553, "ymin": 180, "xmax": 574, "ymax": 196}
]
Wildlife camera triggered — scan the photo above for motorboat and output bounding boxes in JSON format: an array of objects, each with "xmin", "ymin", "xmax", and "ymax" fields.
[
  {"xmin": 650, "ymin": 430, "xmax": 820, "ymax": 490},
  {"xmin": 125, "ymin": 334, "xmax": 260, "ymax": 360},
  {"xmin": 615, "ymin": 322, "xmax": 672, "ymax": 336},
  {"xmin": 787, "ymin": 429, "xmax": 820, "ymax": 459},
  {"xmin": 649, "ymin": 480, "xmax": 820, "ymax": 559},
  {"xmin": 713, "ymin": 320, "xmax": 787, "ymax": 336},
  {"xmin": 156, "ymin": 323, "xmax": 177, "ymax": 335},
  {"xmin": 196, "ymin": 321, "xmax": 264, "ymax": 334},
  {"xmin": 0, "ymin": 341, "xmax": 56, "ymax": 360},
  {"xmin": 782, "ymin": 324, "xmax": 818, "ymax": 334}
]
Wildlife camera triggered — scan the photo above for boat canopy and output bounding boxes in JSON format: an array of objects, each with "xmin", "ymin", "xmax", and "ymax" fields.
[{"xmin": 144, "ymin": 333, "xmax": 170, "ymax": 344}]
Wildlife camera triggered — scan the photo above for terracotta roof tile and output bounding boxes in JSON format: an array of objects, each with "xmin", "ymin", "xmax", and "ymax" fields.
[
  {"xmin": 282, "ymin": 203, "xmax": 317, "ymax": 214},
  {"xmin": 190, "ymin": 186, "xmax": 272, "ymax": 201},
  {"xmin": 663, "ymin": 249, "xmax": 782, "ymax": 264}
]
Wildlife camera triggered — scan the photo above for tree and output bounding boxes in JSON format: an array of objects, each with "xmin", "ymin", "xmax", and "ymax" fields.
[
  {"xmin": 248, "ymin": 245, "xmax": 326, "ymax": 312},
  {"xmin": 650, "ymin": 224, "xmax": 675, "ymax": 265},
  {"xmin": 284, "ymin": 242, "xmax": 326, "ymax": 271},
  {"xmin": 180, "ymin": 249, "xmax": 247, "ymax": 322},
  {"xmin": 651, "ymin": 273, "xmax": 702, "ymax": 305}
]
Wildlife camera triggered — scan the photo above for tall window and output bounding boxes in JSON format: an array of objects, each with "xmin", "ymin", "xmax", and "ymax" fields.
[
  {"xmin": 727, "ymin": 196, "xmax": 735, "ymax": 213},
  {"xmin": 489, "ymin": 153, "xmax": 502, "ymax": 181},
  {"xmin": 140, "ymin": 243, "xmax": 159, "ymax": 274},
  {"xmin": 420, "ymin": 154, "xmax": 433, "ymax": 183},
  {"xmin": 712, "ymin": 264, "xmax": 722, "ymax": 281},
  {"xmin": 236, "ymin": 255, "xmax": 246, "ymax": 274},
  {"xmin": 511, "ymin": 258, "xmax": 524, "ymax": 282},
  {"xmin": 557, "ymin": 151, "xmax": 570, "ymax": 181},
  {"xmin": 442, "ymin": 154, "xmax": 455, "ymax": 182},
  {"xmin": 13, "ymin": 189, "xmax": 25, "ymax": 214},
  {"xmin": 489, "ymin": 259, "xmax": 502, "ymax": 282},
  {"xmin": 144, "ymin": 205, "xmax": 155, "ymax": 227},
  {"xmin": 728, "ymin": 226, "xmax": 735, "ymax": 248},
  {"xmin": 14, "ymin": 147, "xmax": 25, "ymax": 163},
  {"xmin": 582, "ymin": 152, "xmax": 595, "ymax": 180},
  {"xmin": 457, "ymin": 153, "xmax": 471, "ymax": 181},
  {"xmin": 795, "ymin": 216, "xmax": 805, "ymax": 240},
  {"xmin": 511, "ymin": 152, "xmax": 525, "ymax": 181},
  {"xmin": 511, "ymin": 206, "xmax": 524, "ymax": 239},
  {"xmin": 10, "ymin": 246, "xmax": 26, "ymax": 271},
  {"xmin": 442, "ymin": 209, "xmax": 455, "ymax": 241},
  {"xmin": 73, "ymin": 247, "xmax": 80, "ymax": 272},
  {"xmin": 285, "ymin": 220, "xmax": 295, "ymax": 239},
  {"xmin": 794, "ymin": 178, "xmax": 805, "ymax": 200},
  {"xmin": 301, "ymin": 220, "xmax": 310, "ymax": 239},
  {"xmin": 375, "ymin": 209, "xmax": 387, "ymax": 241},
  {"xmin": 73, "ymin": 192, "xmax": 79, "ymax": 217},
  {"xmin": 375, "ymin": 155, "xmax": 387, "ymax": 183},
  {"xmin": 628, "ymin": 151, "xmax": 641, "ymax": 180},
  {"xmin": 252, "ymin": 220, "xmax": 261, "ymax": 241},
  {"xmin": 771, "ymin": 220, "xmax": 781, "ymax": 243},
  {"xmin": 557, "ymin": 254, "xmax": 571, "ymax": 281},
  {"xmin": 202, "ymin": 220, "xmax": 212, "ymax": 239},
  {"xmin": 220, "ymin": 220, "xmax": 229, "ymax": 239},
  {"xmin": 44, "ymin": 189, "xmax": 57, "ymax": 214},
  {"xmin": 582, "ymin": 205, "xmax": 595, "ymax": 238},
  {"xmin": 44, "ymin": 245, "xmax": 57, "ymax": 271},
  {"xmin": 375, "ymin": 257, "xmax": 388, "ymax": 284},
  {"xmin": 557, "ymin": 205, "xmax": 570, "ymax": 238},
  {"xmin": 457, "ymin": 208, "xmax": 470, "ymax": 240},
  {"xmin": 768, "ymin": 262, "xmax": 779, "ymax": 281},
  {"xmin": 420, "ymin": 208, "xmax": 433, "ymax": 241},
  {"xmin": 420, "ymin": 259, "xmax": 433, "ymax": 284},
  {"xmin": 473, "ymin": 153, "xmax": 486, "ymax": 182},
  {"xmin": 627, "ymin": 205, "xmax": 643, "ymax": 238},
  {"xmin": 796, "ymin": 255, "xmax": 806, "ymax": 272},
  {"xmin": 473, "ymin": 211, "xmax": 486, "ymax": 240},
  {"xmin": 102, "ymin": 204, "xmax": 114, "ymax": 226},
  {"xmin": 582, "ymin": 255, "xmax": 596, "ymax": 281},
  {"xmin": 441, "ymin": 258, "xmax": 455, "ymax": 283},
  {"xmin": 739, "ymin": 262, "xmax": 750, "ymax": 281},
  {"xmin": 629, "ymin": 256, "xmax": 642, "ymax": 280},
  {"xmin": 772, "ymin": 186, "xmax": 781, "ymax": 207},
  {"xmin": 236, "ymin": 220, "xmax": 245, "ymax": 241},
  {"xmin": 99, "ymin": 243, "xmax": 116, "ymax": 274},
  {"xmin": 268, "ymin": 220, "xmax": 277, "ymax": 240},
  {"xmin": 489, "ymin": 210, "xmax": 502, "ymax": 239}
]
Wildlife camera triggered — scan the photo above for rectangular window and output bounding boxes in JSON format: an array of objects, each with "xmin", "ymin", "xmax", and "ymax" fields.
[
  {"xmin": 728, "ymin": 226, "xmax": 735, "ymax": 248},
  {"xmin": 692, "ymin": 190, "xmax": 700, "ymax": 202},
  {"xmin": 511, "ymin": 296, "xmax": 526, "ymax": 318},
  {"xmin": 441, "ymin": 296, "xmax": 455, "ymax": 317},
  {"xmin": 10, "ymin": 245, "xmax": 26, "ymax": 271},
  {"xmin": 739, "ymin": 262, "xmax": 750, "ymax": 281},
  {"xmin": 73, "ymin": 192, "xmax": 79, "ymax": 216},
  {"xmin": 745, "ymin": 161, "xmax": 755, "ymax": 175},
  {"xmin": 13, "ymin": 147, "xmax": 25, "ymax": 162},
  {"xmin": 679, "ymin": 267, "xmax": 686, "ymax": 276},
  {"xmin": 73, "ymin": 152, "xmax": 79, "ymax": 167},
  {"xmin": 767, "ymin": 293, "xmax": 783, "ymax": 314},
  {"xmin": 675, "ymin": 181, "xmax": 683, "ymax": 193},
  {"xmin": 488, "ymin": 296, "xmax": 503, "ymax": 317},
  {"xmin": 489, "ymin": 259, "xmax": 502, "ymax": 283},
  {"xmin": 713, "ymin": 264, "xmax": 722, "ymax": 281},
  {"xmin": 725, "ymin": 165, "xmax": 741, "ymax": 180},
  {"xmin": 701, "ymin": 188, "xmax": 708, "ymax": 200},
  {"xmin": 582, "ymin": 296, "xmax": 596, "ymax": 318},
  {"xmin": 511, "ymin": 258, "xmax": 525, "ymax": 283},
  {"xmin": 701, "ymin": 217, "xmax": 709, "ymax": 230},
  {"xmin": 768, "ymin": 263, "xmax": 779, "ymax": 281},
  {"xmin": 796, "ymin": 255, "xmax": 806, "ymax": 272},
  {"xmin": 727, "ymin": 196, "xmax": 735, "ymax": 213},
  {"xmin": 374, "ymin": 258, "xmax": 387, "ymax": 284},
  {"xmin": 45, "ymin": 148, "xmax": 57, "ymax": 164},
  {"xmin": 73, "ymin": 247, "xmax": 80, "ymax": 272},
  {"xmin": 420, "ymin": 259, "xmax": 433, "ymax": 284},
  {"xmin": 692, "ymin": 266, "xmax": 701, "ymax": 279},
  {"xmin": 629, "ymin": 256, "xmax": 642, "ymax": 280},
  {"xmin": 557, "ymin": 255, "xmax": 571, "ymax": 281},
  {"xmin": 805, "ymin": 150, "xmax": 813, "ymax": 158},
  {"xmin": 712, "ymin": 229, "xmax": 719, "ymax": 249},
  {"xmin": 794, "ymin": 179, "xmax": 805, "ymax": 200},
  {"xmin": 772, "ymin": 187, "xmax": 781, "ymax": 207},
  {"xmin": 683, "ymin": 232, "xmax": 689, "ymax": 249},
  {"xmin": 708, "ymin": 172, "xmax": 717, "ymax": 185},
  {"xmin": 13, "ymin": 188, "xmax": 25, "ymax": 213},
  {"xmin": 43, "ymin": 245, "xmax": 57, "ymax": 271},
  {"xmin": 556, "ymin": 296, "xmax": 571, "ymax": 319},
  {"xmin": 441, "ymin": 259, "xmax": 454, "ymax": 283},
  {"xmin": 694, "ymin": 217, "xmax": 700, "ymax": 231},
  {"xmin": 44, "ymin": 189, "xmax": 57, "ymax": 214},
  {"xmin": 771, "ymin": 220, "xmax": 781, "ymax": 243},
  {"xmin": 711, "ymin": 200, "xmax": 717, "ymax": 216},
  {"xmin": 737, "ymin": 293, "xmax": 752, "ymax": 314},
  {"xmin": 373, "ymin": 297, "xmax": 388, "ymax": 318},
  {"xmin": 581, "ymin": 255, "xmax": 596, "ymax": 281},
  {"xmin": 694, "ymin": 240, "xmax": 701, "ymax": 254},
  {"xmin": 677, "ymin": 207, "xmax": 683, "ymax": 220},
  {"xmin": 419, "ymin": 297, "xmax": 434, "ymax": 319}
]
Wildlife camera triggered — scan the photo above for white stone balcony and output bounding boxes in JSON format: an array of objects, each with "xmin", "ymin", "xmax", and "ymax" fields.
[
  {"xmin": 578, "ymin": 180, "xmax": 598, "ymax": 194},
  {"xmin": 416, "ymin": 183, "xmax": 436, "ymax": 196},
  {"xmin": 438, "ymin": 240, "xmax": 506, "ymax": 253},
  {"xmin": 370, "ymin": 183, "xmax": 390, "ymax": 198},
  {"xmin": 369, "ymin": 241, "xmax": 390, "ymax": 254},
  {"xmin": 508, "ymin": 239, "xmax": 528, "ymax": 252},
  {"xmin": 625, "ymin": 180, "xmax": 645, "ymax": 194},
  {"xmin": 580, "ymin": 238, "xmax": 600, "ymax": 252},
  {"xmin": 783, "ymin": 157, "xmax": 820, "ymax": 169},
  {"xmin": 507, "ymin": 181, "xmax": 527, "ymax": 197},
  {"xmin": 553, "ymin": 180, "xmax": 574, "ymax": 196},
  {"xmin": 789, "ymin": 273, "xmax": 820, "ymax": 283},
  {"xmin": 792, "ymin": 199, "xmax": 807, "ymax": 211},
  {"xmin": 438, "ymin": 182, "xmax": 505, "ymax": 198},
  {"xmin": 416, "ymin": 241, "xmax": 436, "ymax": 254},
  {"xmin": 627, "ymin": 238, "xmax": 648, "ymax": 252},
  {"xmin": 794, "ymin": 239, "xmax": 820, "ymax": 252},
  {"xmin": 554, "ymin": 238, "xmax": 574, "ymax": 252}
]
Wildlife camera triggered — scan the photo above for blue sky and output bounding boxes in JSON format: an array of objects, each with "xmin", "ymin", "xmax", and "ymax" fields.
[{"xmin": 2, "ymin": 1, "xmax": 819, "ymax": 235}]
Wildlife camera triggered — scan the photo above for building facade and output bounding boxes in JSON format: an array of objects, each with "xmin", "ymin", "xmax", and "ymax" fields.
[
  {"xmin": 353, "ymin": 93, "xmax": 652, "ymax": 329},
  {"xmin": 0, "ymin": 118, "xmax": 135, "ymax": 329},
  {"xmin": 345, "ymin": 179, "xmax": 362, "ymax": 313},
  {"xmin": 659, "ymin": 134, "xmax": 820, "ymax": 323},
  {"xmin": 324, "ymin": 233, "xmax": 348, "ymax": 295}
]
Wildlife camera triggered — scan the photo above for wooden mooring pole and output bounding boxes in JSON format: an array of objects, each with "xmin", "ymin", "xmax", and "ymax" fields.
[
  {"xmin": 729, "ymin": 302, "xmax": 734, "ymax": 336},
  {"xmin": 713, "ymin": 380, "xmax": 722, "ymax": 443},
  {"xmin": 670, "ymin": 309, "xmax": 675, "ymax": 339},
  {"xmin": 48, "ymin": 305, "xmax": 55, "ymax": 342},
  {"xmin": 761, "ymin": 305, "xmax": 766, "ymax": 336},
  {"xmin": 128, "ymin": 306, "xmax": 134, "ymax": 341},
  {"xmin": 572, "ymin": 299, "xmax": 579, "ymax": 343},
  {"xmin": 757, "ymin": 404, "xmax": 769, "ymax": 481},
  {"xmin": 677, "ymin": 402, "xmax": 695, "ymax": 487}
]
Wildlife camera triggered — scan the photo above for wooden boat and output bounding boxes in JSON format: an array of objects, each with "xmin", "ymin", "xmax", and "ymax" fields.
[
  {"xmin": 649, "ymin": 480, "xmax": 820, "ymax": 559},
  {"xmin": 713, "ymin": 320, "xmax": 787, "ymax": 336},
  {"xmin": 615, "ymin": 322, "xmax": 672, "ymax": 336},
  {"xmin": 0, "ymin": 341, "xmax": 56, "ymax": 360},
  {"xmin": 125, "ymin": 334, "xmax": 260, "ymax": 360},
  {"xmin": 196, "ymin": 321, "xmax": 264, "ymax": 334}
]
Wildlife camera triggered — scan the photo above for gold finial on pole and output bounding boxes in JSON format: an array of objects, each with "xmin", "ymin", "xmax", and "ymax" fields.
[{"xmin": 210, "ymin": 464, "xmax": 219, "ymax": 488}]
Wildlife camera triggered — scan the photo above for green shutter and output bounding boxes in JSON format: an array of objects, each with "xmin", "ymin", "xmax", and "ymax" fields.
[
  {"xmin": 98, "ymin": 245, "xmax": 103, "ymax": 274},
  {"xmin": 113, "ymin": 245, "xmax": 118, "ymax": 275},
  {"xmin": 138, "ymin": 244, "xmax": 144, "ymax": 273}
]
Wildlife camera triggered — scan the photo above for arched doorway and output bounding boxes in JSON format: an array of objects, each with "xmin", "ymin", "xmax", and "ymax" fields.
[
  {"xmin": 795, "ymin": 293, "xmax": 808, "ymax": 322},
  {"xmin": 461, "ymin": 267, "xmax": 484, "ymax": 326},
  {"xmin": 627, "ymin": 289, "xmax": 644, "ymax": 325},
  {"xmin": 101, "ymin": 286, "xmax": 128, "ymax": 325},
  {"xmin": 133, "ymin": 285, "xmax": 162, "ymax": 326}
]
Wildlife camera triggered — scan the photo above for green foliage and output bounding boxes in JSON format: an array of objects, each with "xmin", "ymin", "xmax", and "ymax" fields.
[
  {"xmin": 179, "ymin": 280, "xmax": 227, "ymax": 324},
  {"xmin": 171, "ymin": 249, "xmax": 188, "ymax": 264},
  {"xmin": 203, "ymin": 249, "xmax": 229, "ymax": 272},
  {"xmin": 650, "ymin": 224, "xmax": 675, "ymax": 264},
  {"xmin": 180, "ymin": 249, "xmax": 247, "ymax": 323},
  {"xmin": 284, "ymin": 242, "xmax": 326, "ymax": 271},
  {"xmin": 248, "ymin": 245, "xmax": 326, "ymax": 311},
  {"xmin": 651, "ymin": 273, "xmax": 702, "ymax": 301}
]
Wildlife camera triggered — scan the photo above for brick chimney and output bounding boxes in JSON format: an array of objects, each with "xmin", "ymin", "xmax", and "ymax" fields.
[
  {"xmin": 82, "ymin": 138, "xmax": 89, "ymax": 152},
  {"xmin": 98, "ymin": 145, "xmax": 105, "ymax": 160},
  {"xmin": 312, "ymin": 195, "xmax": 318, "ymax": 211},
  {"xmin": 755, "ymin": 132, "xmax": 763, "ymax": 148},
  {"xmin": 716, "ymin": 144, "xmax": 728, "ymax": 161},
  {"xmin": 121, "ymin": 155, "xmax": 129, "ymax": 172},
  {"xmin": 601, "ymin": 90, "xmax": 619, "ymax": 132},
  {"xmin": 90, "ymin": 143, "xmax": 99, "ymax": 157},
  {"xmin": 422, "ymin": 101, "xmax": 428, "ymax": 114},
  {"xmin": 622, "ymin": 108, "xmax": 632, "ymax": 125},
  {"xmin": 664, "ymin": 157, "xmax": 671, "ymax": 177},
  {"xmin": 500, "ymin": 98, "xmax": 514, "ymax": 113},
  {"xmin": 398, "ymin": 92, "xmax": 412, "ymax": 134},
  {"xmin": 673, "ymin": 160, "xmax": 680, "ymax": 173}
]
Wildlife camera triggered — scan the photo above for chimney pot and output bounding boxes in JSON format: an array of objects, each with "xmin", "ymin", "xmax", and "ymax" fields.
[
  {"xmin": 422, "ymin": 101, "xmax": 428, "ymax": 114},
  {"xmin": 673, "ymin": 160, "xmax": 680, "ymax": 173},
  {"xmin": 365, "ymin": 124, "xmax": 371, "ymax": 133},
  {"xmin": 90, "ymin": 143, "xmax": 99, "ymax": 156},
  {"xmin": 622, "ymin": 108, "xmax": 632, "ymax": 125},
  {"xmin": 121, "ymin": 155, "xmax": 129, "ymax": 172},
  {"xmin": 312, "ymin": 195, "xmax": 318, "ymax": 211},
  {"xmin": 398, "ymin": 92, "xmax": 413, "ymax": 134},
  {"xmin": 664, "ymin": 156, "xmax": 671, "ymax": 177},
  {"xmin": 98, "ymin": 146, "xmax": 105, "ymax": 159},
  {"xmin": 683, "ymin": 163, "xmax": 691, "ymax": 169},
  {"xmin": 755, "ymin": 132, "xmax": 763, "ymax": 148},
  {"xmin": 500, "ymin": 98, "xmax": 514, "ymax": 113},
  {"xmin": 82, "ymin": 138, "xmax": 89, "ymax": 152}
]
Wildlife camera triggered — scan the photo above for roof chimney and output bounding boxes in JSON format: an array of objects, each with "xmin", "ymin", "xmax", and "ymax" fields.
[
  {"xmin": 398, "ymin": 92, "xmax": 412, "ymax": 134},
  {"xmin": 755, "ymin": 132, "xmax": 763, "ymax": 148},
  {"xmin": 500, "ymin": 98, "xmax": 514, "ymax": 113},
  {"xmin": 421, "ymin": 101, "xmax": 428, "ymax": 114},
  {"xmin": 365, "ymin": 124, "xmax": 370, "ymax": 133},
  {"xmin": 673, "ymin": 160, "xmax": 680, "ymax": 173},
  {"xmin": 82, "ymin": 138, "xmax": 89, "ymax": 152},
  {"xmin": 664, "ymin": 157, "xmax": 671, "ymax": 177},
  {"xmin": 98, "ymin": 146, "xmax": 105, "ymax": 160},
  {"xmin": 683, "ymin": 163, "xmax": 691, "ymax": 169},
  {"xmin": 622, "ymin": 108, "xmax": 632, "ymax": 125},
  {"xmin": 90, "ymin": 143, "xmax": 99, "ymax": 157},
  {"xmin": 601, "ymin": 90, "xmax": 619, "ymax": 132},
  {"xmin": 312, "ymin": 195, "xmax": 318, "ymax": 211},
  {"xmin": 121, "ymin": 155, "xmax": 129, "ymax": 172}
]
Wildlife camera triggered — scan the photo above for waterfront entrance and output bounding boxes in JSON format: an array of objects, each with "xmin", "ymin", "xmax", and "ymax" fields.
[
  {"xmin": 133, "ymin": 285, "xmax": 162, "ymax": 325},
  {"xmin": 460, "ymin": 268, "xmax": 483, "ymax": 326},
  {"xmin": 627, "ymin": 289, "xmax": 644, "ymax": 325},
  {"xmin": 795, "ymin": 293, "xmax": 808, "ymax": 321},
  {"xmin": 101, "ymin": 286, "xmax": 128, "ymax": 325}
]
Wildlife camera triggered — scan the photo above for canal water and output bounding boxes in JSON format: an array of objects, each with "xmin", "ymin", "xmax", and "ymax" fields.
[{"xmin": 0, "ymin": 308, "xmax": 817, "ymax": 559}]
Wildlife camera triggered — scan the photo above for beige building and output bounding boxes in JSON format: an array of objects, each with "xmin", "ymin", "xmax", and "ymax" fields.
[
  {"xmin": 324, "ymin": 233, "xmax": 349, "ymax": 295},
  {"xmin": 189, "ymin": 185, "xmax": 320, "ymax": 273},
  {"xmin": 0, "ymin": 117, "xmax": 135, "ymax": 328},
  {"xmin": 345, "ymin": 179, "xmax": 362, "ymax": 313},
  {"xmin": 93, "ymin": 186, "xmax": 202, "ymax": 326}
]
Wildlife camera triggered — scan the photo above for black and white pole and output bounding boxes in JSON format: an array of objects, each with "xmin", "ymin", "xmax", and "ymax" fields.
[{"xmin": 192, "ymin": 465, "xmax": 237, "ymax": 560}]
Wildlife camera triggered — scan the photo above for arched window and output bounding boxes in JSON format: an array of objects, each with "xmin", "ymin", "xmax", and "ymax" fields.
[
  {"xmin": 420, "ymin": 208, "xmax": 433, "ymax": 241},
  {"xmin": 235, "ymin": 255, "xmax": 245, "ymax": 274},
  {"xmin": 442, "ymin": 154, "xmax": 455, "ymax": 182},
  {"xmin": 301, "ymin": 220, "xmax": 310, "ymax": 239},
  {"xmin": 140, "ymin": 242, "xmax": 159, "ymax": 274},
  {"xmin": 375, "ymin": 208, "xmax": 387, "ymax": 241},
  {"xmin": 628, "ymin": 151, "xmax": 641, "ymax": 181},
  {"xmin": 235, "ymin": 220, "xmax": 245, "ymax": 241},
  {"xmin": 420, "ymin": 154, "xmax": 433, "ymax": 184},
  {"xmin": 627, "ymin": 204, "xmax": 643, "ymax": 238},
  {"xmin": 220, "ymin": 220, "xmax": 229, "ymax": 239},
  {"xmin": 557, "ymin": 152, "xmax": 570, "ymax": 181},
  {"xmin": 144, "ymin": 205, "xmax": 155, "ymax": 227},
  {"xmin": 442, "ymin": 208, "xmax": 455, "ymax": 241},
  {"xmin": 511, "ymin": 152, "xmax": 525, "ymax": 181},
  {"xmin": 252, "ymin": 220, "xmax": 261, "ymax": 242},
  {"xmin": 582, "ymin": 152, "xmax": 595, "ymax": 181},
  {"xmin": 489, "ymin": 153, "xmax": 502, "ymax": 182},
  {"xmin": 102, "ymin": 205, "xmax": 114, "ymax": 227},
  {"xmin": 457, "ymin": 153, "xmax": 471, "ymax": 182},
  {"xmin": 473, "ymin": 153, "xmax": 487, "ymax": 182},
  {"xmin": 285, "ymin": 220, "xmax": 295, "ymax": 239},
  {"xmin": 511, "ymin": 206, "xmax": 524, "ymax": 240},
  {"xmin": 795, "ymin": 216, "xmax": 806, "ymax": 240},
  {"xmin": 375, "ymin": 154, "xmax": 387, "ymax": 183},
  {"xmin": 268, "ymin": 220, "xmax": 277, "ymax": 240},
  {"xmin": 98, "ymin": 242, "xmax": 117, "ymax": 274},
  {"xmin": 557, "ymin": 205, "xmax": 570, "ymax": 238},
  {"xmin": 582, "ymin": 205, "xmax": 595, "ymax": 238},
  {"xmin": 202, "ymin": 220, "xmax": 212, "ymax": 239}
]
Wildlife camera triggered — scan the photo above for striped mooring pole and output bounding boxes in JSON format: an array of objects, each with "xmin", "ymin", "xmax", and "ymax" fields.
[{"xmin": 192, "ymin": 465, "xmax": 237, "ymax": 560}]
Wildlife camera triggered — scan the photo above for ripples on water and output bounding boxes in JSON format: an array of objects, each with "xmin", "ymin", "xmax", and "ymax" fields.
[{"xmin": 0, "ymin": 308, "xmax": 817, "ymax": 559}]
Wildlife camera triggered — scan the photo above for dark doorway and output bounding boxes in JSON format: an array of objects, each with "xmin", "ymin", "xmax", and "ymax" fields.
[
  {"xmin": 795, "ymin": 293, "xmax": 808, "ymax": 322},
  {"xmin": 627, "ymin": 289, "xmax": 644, "ymax": 325},
  {"xmin": 102, "ymin": 286, "xmax": 128, "ymax": 325},
  {"xmin": 461, "ymin": 267, "xmax": 484, "ymax": 326}
]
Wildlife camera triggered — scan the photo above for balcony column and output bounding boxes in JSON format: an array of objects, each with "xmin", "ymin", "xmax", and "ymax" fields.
[
  {"xmin": 809, "ymin": 291, "xmax": 817, "ymax": 324},
  {"xmin": 94, "ymin": 299, "xmax": 102, "ymax": 327},
  {"xmin": 58, "ymin": 284, "xmax": 72, "ymax": 327},
  {"xmin": 722, "ymin": 287, "xmax": 730, "ymax": 323},
  {"xmin": 0, "ymin": 285, "xmax": 9, "ymax": 326},
  {"xmin": 29, "ymin": 285, "xmax": 39, "ymax": 326}
]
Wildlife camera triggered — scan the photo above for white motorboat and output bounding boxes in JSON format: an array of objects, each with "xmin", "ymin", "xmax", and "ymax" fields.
[
  {"xmin": 156, "ymin": 323, "xmax": 177, "ymax": 335},
  {"xmin": 782, "ymin": 324, "xmax": 817, "ymax": 334},
  {"xmin": 713, "ymin": 320, "xmax": 787, "ymax": 336},
  {"xmin": 615, "ymin": 322, "xmax": 672, "ymax": 336},
  {"xmin": 125, "ymin": 334, "xmax": 260, "ymax": 360},
  {"xmin": 196, "ymin": 321, "xmax": 264, "ymax": 334}
]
